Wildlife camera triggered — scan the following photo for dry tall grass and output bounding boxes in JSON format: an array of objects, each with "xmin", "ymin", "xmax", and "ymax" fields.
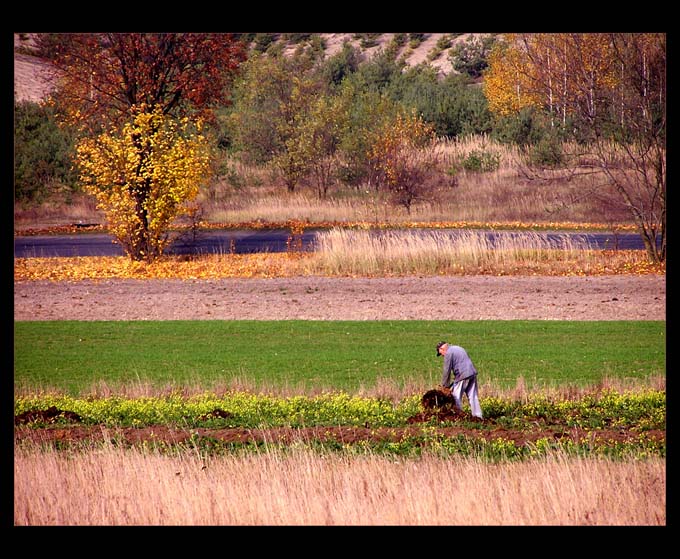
[
  {"xmin": 195, "ymin": 134, "xmax": 632, "ymax": 226},
  {"xmin": 14, "ymin": 444, "xmax": 665, "ymax": 526},
  {"xmin": 310, "ymin": 228, "xmax": 596, "ymax": 276},
  {"xmin": 14, "ymin": 135, "xmax": 634, "ymax": 231},
  {"xmin": 14, "ymin": 374, "xmax": 665, "ymax": 403}
]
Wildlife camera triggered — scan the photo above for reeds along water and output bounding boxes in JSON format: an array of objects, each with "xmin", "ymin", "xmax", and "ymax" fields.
[{"xmin": 312, "ymin": 228, "xmax": 595, "ymax": 275}]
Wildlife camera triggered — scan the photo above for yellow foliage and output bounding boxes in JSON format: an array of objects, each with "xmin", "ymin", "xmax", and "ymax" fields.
[
  {"xmin": 75, "ymin": 105, "xmax": 212, "ymax": 261},
  {"xmin": 484, "ymin": 33, "xmax": 624, "ymax": 118},
  {"xmin": 484, "ymin": 40, "xmax": 543, "ymax": 116},
  {"xmin": 368, "ymin": 111, "xmax": 435, "ymax": 187},
  {"xmin": 18, "ymin": 219, "xmax": 639, "ymax": 239},
  {"xmin": 14, "ymin": 254, "xmax": 308, "ymax": 281},
  {"xmin": 13, "ymin": 249, "xmax": 665, "ymax": 282}
]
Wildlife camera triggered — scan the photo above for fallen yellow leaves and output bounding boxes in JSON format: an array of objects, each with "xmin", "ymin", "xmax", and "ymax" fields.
[
  {"xmin": 17, "ymin": 224, "xmax": 106, "ymax": 236},
  {"xmin": 15, "ymin": 219, "xmax": 638, "ymax": 237},
  {"xmin": 14, "ymin": 250, "xmax": 664, "ymax": 282},
  {"xmin": 14, "ymin": 253, "xmax": 308, "ymax": 281}
]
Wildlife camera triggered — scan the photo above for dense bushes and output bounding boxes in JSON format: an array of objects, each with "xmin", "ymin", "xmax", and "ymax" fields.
[
  {"xmin": 224, "ymin": 47, "xmax": 496, "ymax": 204},
  {"xmin": 14, "ymin": 100, "xmax": 78, "ymax": 204}
]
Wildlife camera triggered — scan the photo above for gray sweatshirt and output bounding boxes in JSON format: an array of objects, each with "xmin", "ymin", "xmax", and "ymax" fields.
[{"xmin": 441, "ymin": 345, "xmax": 477, "ymax": 387}]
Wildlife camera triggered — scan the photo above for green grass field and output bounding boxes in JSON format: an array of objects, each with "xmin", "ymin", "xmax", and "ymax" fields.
[{"xmin": 14, "ymin": 320, "xmax": 665, "ymax": 395}]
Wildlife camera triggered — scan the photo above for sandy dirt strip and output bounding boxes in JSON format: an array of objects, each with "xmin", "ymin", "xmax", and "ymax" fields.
[{"xmin": 14, "ymin": 275, "xmax": 665, "ymax": 321}]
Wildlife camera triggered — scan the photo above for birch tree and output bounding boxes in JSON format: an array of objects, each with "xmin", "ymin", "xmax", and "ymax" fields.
[{"xmin": 484, "ymin": 33, "xmax": 665, "ymax": 263}]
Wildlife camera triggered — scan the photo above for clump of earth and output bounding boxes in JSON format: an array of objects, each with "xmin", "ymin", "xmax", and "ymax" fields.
[
  {"xmin": 406, "ymin": 389, "xmax": 471, "ymax": 423},
  {"xmin": 15, "ymin": 406, "xmax": 83, "ymax": 425}
]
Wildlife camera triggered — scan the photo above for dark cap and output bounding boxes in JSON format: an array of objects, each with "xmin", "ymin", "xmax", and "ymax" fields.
[{"xmin": 436, "ymin": 341, "xmax": 447, "ymax": 356}]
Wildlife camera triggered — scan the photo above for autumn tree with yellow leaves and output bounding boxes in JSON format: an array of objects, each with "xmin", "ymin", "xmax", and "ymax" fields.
[
  {"xmin": 76, "ymin": 107, "xmax": 211, "ymax": 261},
  {"xmin": 484, "ymin": 34, "xmax": 621, "ymax": 124},
  {"xmin": 484, "ymin": 33, "xmax": 665, "ymax": 263},
  {"xmin": 42, "ymin": 33, "xmax": 244, "ymax": 261}
]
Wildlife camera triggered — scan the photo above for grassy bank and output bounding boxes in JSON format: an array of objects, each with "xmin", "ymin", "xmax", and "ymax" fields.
[{"xmin": 15, "ymin": 134, "xmax": 638, "ymax": 232}]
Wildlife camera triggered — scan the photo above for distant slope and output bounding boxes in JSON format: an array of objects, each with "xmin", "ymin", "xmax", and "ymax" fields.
[
  {"xmin": 14, "ymin": 32, "xmax": 496, "ymax": 103},
  {"xmin": 309, "ymin": 32, "xmax": 467, "ymax": 75},
  {"xmin": 14, "ymin": 51, "xmax": 57, "ymax": 103}
]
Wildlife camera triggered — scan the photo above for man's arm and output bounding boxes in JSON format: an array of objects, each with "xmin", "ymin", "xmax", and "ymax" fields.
[{"xmin": 441, "ymin": 352, "xmax": 453, "ymax": 387}]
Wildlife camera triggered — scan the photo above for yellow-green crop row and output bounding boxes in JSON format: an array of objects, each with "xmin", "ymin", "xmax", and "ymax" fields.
[
  {"xmin": 14, "ymin": 392, "xmax": 422, "ymax": 428},
  {"xmin": 15, "ymin": 389, "xmax": 665, "ymax": 430},
  {"xmin": 339, "ymin": 431, "xmax": 665, "ymax": 461},
  {"xmin": 483, "ymin": 389, "xmax": 665, "ymax": 430}
]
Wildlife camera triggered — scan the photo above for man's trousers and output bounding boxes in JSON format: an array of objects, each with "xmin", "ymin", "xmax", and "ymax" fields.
[{"xmin": 452, "ymin": 375, "xmax": 483, "ymax": 418}]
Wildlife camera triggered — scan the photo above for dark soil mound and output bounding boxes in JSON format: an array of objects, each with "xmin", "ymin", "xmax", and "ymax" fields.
[
  {"xmin": 421, "ymin": 389, "xmax": 456, "ymax": 409},
  {"xmin": 406, "ymin": 390, "xmax": 470, "ymax": 423},
  {"xmin": 15, "ymin": 406, "xmax": 82, "ymax": 425},
  {"xmin": 197, "ymin": 409, "xmax": 234, "ymax": 421}
]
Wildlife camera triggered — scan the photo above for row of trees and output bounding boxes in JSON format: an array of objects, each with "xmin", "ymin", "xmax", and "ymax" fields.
[
  {"xmin": 484, "ymin": 33, "xmax": 666, "ymax": 263},
  {"xmin": 11, "ymin": 35, "xmax": 508, "ymax": 209},
  {"xmin": 19, "ymin": 34, "xmax": 495, "ymax": 260},
  {"xmin": 16, "ymin": 33, "xmax": 665, "ymax": 263},
  {"xmin": 224, "ymin": 46, "xmax": 467, "ymax": 205}
]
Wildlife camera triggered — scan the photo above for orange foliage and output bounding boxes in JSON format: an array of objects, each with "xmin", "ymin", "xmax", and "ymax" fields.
[
  {"xmin": 46, "ymin": 33, "xmax": 245, "ymax": 131},
  {"xmin": 484, "ymin": 33, "xmax": 623, "ymax": 118},
  {"xmin": 16, "ymin": 220, "xmax": 638, "ymax": 237},
  {"xmin": 14, "ymin": 249, "xmax": 664, "ymax": 282},
  {"xmin": 14, "ymin": 254, "xmax": 307, "ymax": 281}
]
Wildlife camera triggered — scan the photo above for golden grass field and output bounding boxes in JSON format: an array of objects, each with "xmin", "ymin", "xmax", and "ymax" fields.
[{"xmin": 14, "ymin": 444, "xmax": 665, "ymax": 526}]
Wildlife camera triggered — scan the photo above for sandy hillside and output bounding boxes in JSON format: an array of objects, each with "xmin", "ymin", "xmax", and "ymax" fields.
[
  {"xmin": 13, "ymin": 52, "xmax": 56, "ymax": 103},
  {"xmin": 13, "ymin": 32, "xmax": 485, "ymax": 103}
]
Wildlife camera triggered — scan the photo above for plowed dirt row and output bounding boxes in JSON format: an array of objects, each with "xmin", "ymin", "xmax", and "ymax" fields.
[
  {"xmin": 14, "ymin": 422, "xmax": 665, "ymax": 448},
  {"xmin": 14, "ymin": 275, "xmax": 666, "ymax": 321}
]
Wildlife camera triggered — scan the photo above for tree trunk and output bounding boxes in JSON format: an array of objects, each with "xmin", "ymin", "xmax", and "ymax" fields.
[
  {"xmin": 639, "ymin": 225, "xmax": 661, "ymax": 264},
  {"xmin": 546, "ymin": 46, "xmax": 554, "ymax": 127},
  {"xmin": 131, "ymin": 180, "xmax": 152, "ymax": 261},
  {"xmin": 129, "ymin": 131, "xmax": 154, "ymax": 261}
]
